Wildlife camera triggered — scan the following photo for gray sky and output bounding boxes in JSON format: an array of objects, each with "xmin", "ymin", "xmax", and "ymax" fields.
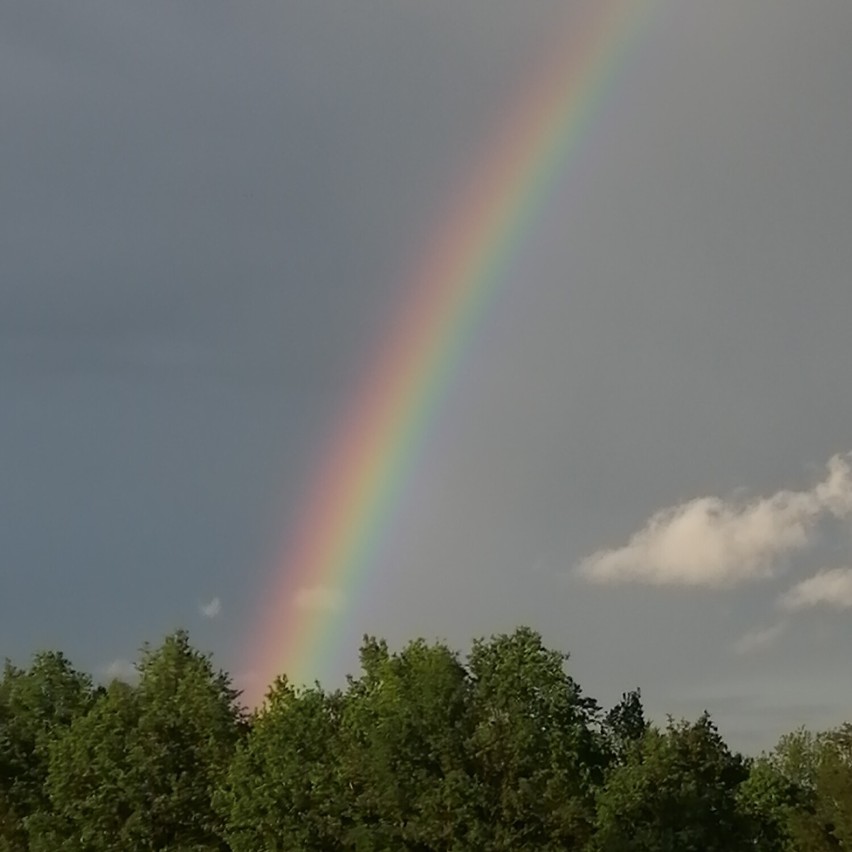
[{"xmin": 2, "ymin": 0, "xmax": 852, "ymax": 753}]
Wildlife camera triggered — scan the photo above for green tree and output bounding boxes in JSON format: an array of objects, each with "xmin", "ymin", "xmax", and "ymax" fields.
[
  {"xmin": 818, "ymin": 724, "xmax": 852, "ymax": 846},
  {"xmin": 770, "ymin": 724, "xmax": 852, "ymax": 850},
  {"xmin": 336, "ymin": 637, "xmax": 477, "ymax": 851},
  {"xmin": 603, "ymin": 689, "xmax": 648, "ymax": 765},
  {"xmin": 41, "ymin": 631, "xmax": 243, "ymax": 851},
  {"xmin": 465, "ymin": 627, "xmax": 604, "ymax": 850},
  {"xmin": 736, "ymin": 756, "xmax": 798, "ymax": 852},
  {"xmin": 29, "ymin": 679, "xmax": 140, "ymax": 851},
  {"xmin": 5, "ymin": 623, "xmax": 851, "ymax": 850},
  {"xmin": 221, "ymin": 677, "xmax": 346, "ymax": 852},
  {"xmin": 0, "ymin": 651, "xmax": 95, "ymax": 849},
  {"xmin": 592, "ymin": 713, "xmax": 751, "ymax": 852}
]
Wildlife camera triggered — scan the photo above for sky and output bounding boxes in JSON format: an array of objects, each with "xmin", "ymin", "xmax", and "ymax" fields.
[{"xmin": 2, "ymin": 0, "xmax": 852, "ymax": 753}]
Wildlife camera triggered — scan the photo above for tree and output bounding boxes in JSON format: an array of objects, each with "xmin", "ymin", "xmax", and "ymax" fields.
[
  {"xmin": 465, "ymin": 627, "xmax": 604, "ymax": 850},
  {"xmin": 336, "ymin": 637, "xmax": 477, "ymax": 851},
  {"xmin": 29, "ymin": 679, "xmax": 141, "ymax": 851},
  {"xmin": 0, "ymin": 652, "xmax": 95, "ymax": 849},
  {"xmin": 3, "ymin": 624, "xmax": 851, "ymax": 849},
  {"xmin": 769, "ymin": 724, "xmax": 852, "ymax": 849},
  {"xmin": 603, "ymin": 689, "xmax": 648, "ymax": 764},
  {"xmin": 818, "ymin": 724, "xmax": 852, "ymax": 846},
  {"xmin": 736, "ymin": 756, "xmax": 798, "ymax": 852},
  {"xmin": 592, "ymin": 713, "xmax": 752, "ymax": 852},
  {"xmin": 41, "ymin": 631, "xmax": 244, "ymax": 850},
  {"xmin": 221, "ymin": 677, "xmax": 347, "ymax": 852}
]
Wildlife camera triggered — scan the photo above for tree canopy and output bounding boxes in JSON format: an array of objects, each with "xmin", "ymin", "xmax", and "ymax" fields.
[{"xmin": 1, "ymin": 626, "xmax": 848, "ymax": 850}]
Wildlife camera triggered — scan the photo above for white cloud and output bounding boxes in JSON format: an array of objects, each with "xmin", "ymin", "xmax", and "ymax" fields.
[
  {"xmin": 778, "ymin": 567, "xmax": 852, "ymax": 611},
  {"xmin": 102, "ymin": 658, "xmax": 138, "ymax": 682},
  {"xmin": 233, "ymin": 669, "xmax": 261, "ymax": 684},
  {"xmin": 732, "ymin": 622, "xmax": 786, "ymax": 655},
  {"xmin": 199, "ymin": 597, "xmax": 222, "ymax": 618},
  {"xmin": 578, "ymin": 454, "xmax": 852, "ymax": 587},
  {"xmin": 294, "ymin": 585, "xmax": 344, "ymax": 613}
]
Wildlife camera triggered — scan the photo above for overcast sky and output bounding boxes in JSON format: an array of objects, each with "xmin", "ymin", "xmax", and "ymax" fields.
[{"xmin": 2, "ymin": 0, "xmax": 852, "ymax": 753}]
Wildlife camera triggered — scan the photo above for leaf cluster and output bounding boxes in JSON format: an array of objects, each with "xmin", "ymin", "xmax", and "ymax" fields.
[{"xmin": 1, "ymin": 627, "xmax": 850, "ymax": 850}]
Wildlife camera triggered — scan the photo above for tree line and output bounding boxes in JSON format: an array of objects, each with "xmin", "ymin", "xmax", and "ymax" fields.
[{"xmin": 1, "ymin": 626, "xmax": 850, "ymax": 850}]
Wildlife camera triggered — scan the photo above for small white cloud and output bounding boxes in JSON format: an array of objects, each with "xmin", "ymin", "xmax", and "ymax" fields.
[
  {"xmin": 294, "ymin": 585, "xmax": 344, "ymax": 613},
  {"xmin": 102, "ymin": 658, "xmax": 138, "ymax": 682},
  {"xmin": 778, "ymin": 567, "xmax": 852, "ymax": 611},
  {"xmin": 199, "ymin": 597, "xmax": 222, "ymax": 619},
  {"xmin": 234, "ymin": 669, "xmax": 261, "ymax": 684},
  {"xmin": 578, "ymin": 454, "xmax": 852, "ymax": 588},
  {"xmin": 732, "ymin": 622, "xmax": 786, "ymax": 655}
]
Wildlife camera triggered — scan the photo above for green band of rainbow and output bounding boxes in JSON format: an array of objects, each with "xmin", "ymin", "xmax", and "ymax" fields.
[{"xmin": 245, "ymin": 0, "xmax": 658, "ymax": 703}]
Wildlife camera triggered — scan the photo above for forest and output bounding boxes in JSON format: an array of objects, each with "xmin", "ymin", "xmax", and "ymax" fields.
[{"xmin": 1, "ymin": 626, "xmax": 850, "ymax": 851}]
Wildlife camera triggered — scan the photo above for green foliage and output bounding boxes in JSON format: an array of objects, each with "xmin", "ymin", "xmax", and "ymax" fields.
[
  {"xmin": 38, "ymin": 631, "xmax": 243, "ymax": 851},
  {"xmin": 221, "ymin": 677, "xmax": 347, "ymax": 851},
  {"xmin": 465, "ymin": 627, "xmax": 604, "ymax": 849},
  {"xmin": 337, "ymin": 636, "xmax": 476, "ymax": 850},
  {"xmin": 736, "ymin": 756, "xmax": 798, "ymax": 851},
  {"xmin": 592, "ymin": 713, "xmax": 752, "ymax": 852},
  {"xmin": 1, "ymin": 625, "xmax": 851, "ymax": 851},
  {"xmin": 0, "ymin": 651, "xmax": 95, "ymax": 848},
  {"xmin": 224, "ymin": 628, "xmax": 607, "ymax": 851},
  {"xmin": 768, "ymin": 724, "xmax": 852, "ymax": 849},
  {"xmin": 603, "ymin": 689, "xmax": 648, "ymax": 763}
]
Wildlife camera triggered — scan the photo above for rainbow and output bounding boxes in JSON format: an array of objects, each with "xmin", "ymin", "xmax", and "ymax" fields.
[{"xmin": 245, "ymin": 0, "xmax": 658, "ymax": 702}]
